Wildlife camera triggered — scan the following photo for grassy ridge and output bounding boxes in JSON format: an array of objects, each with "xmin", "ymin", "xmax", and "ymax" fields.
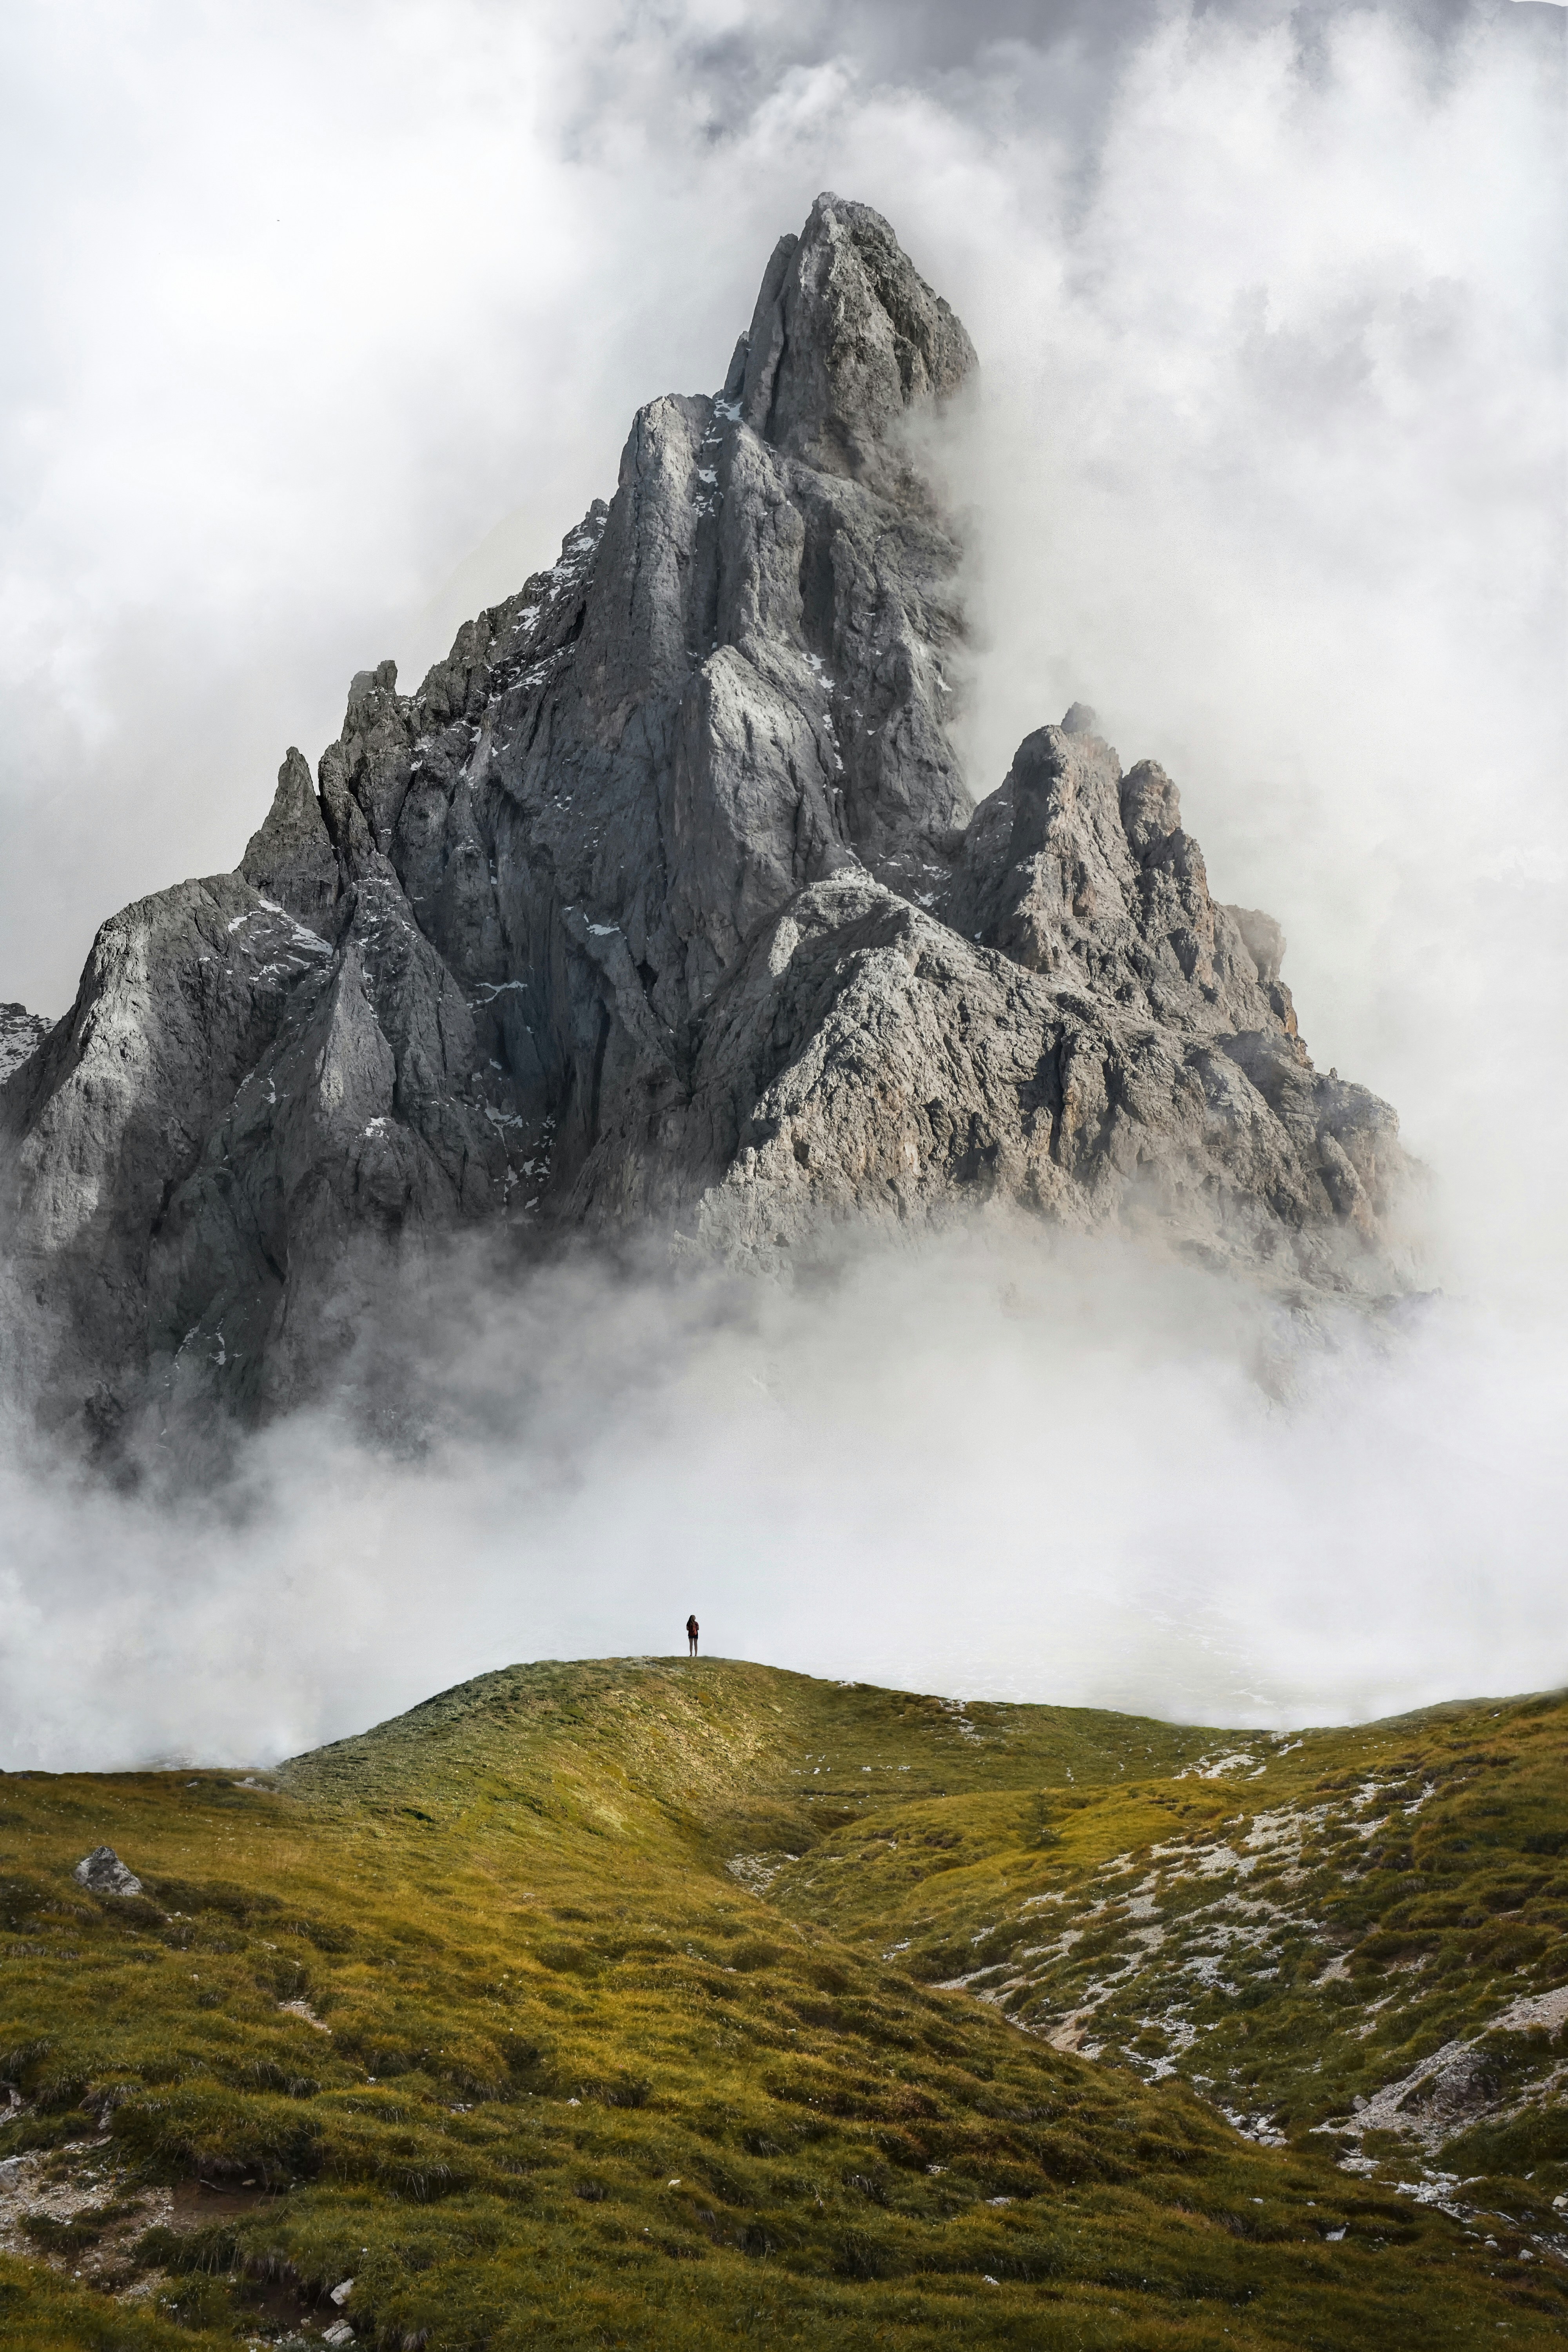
[{"xmin": 0, "ymin": 1658, "xmax": 1562, "ymax": 2348}]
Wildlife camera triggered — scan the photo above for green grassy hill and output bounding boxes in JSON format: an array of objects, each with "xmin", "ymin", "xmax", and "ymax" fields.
[{"xmin": 1, "ymin": 1659, "xmax": 1564, "ymax": 2349}]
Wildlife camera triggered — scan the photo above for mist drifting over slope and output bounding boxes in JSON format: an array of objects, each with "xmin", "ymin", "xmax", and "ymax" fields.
[
  {"xmin": 0, "ymin": 0, "xmax": 1563, "ymax": 1766},
  {"xmin": 2, "ymin": 1228, "xmax": 1564, "ymax": 1771}
]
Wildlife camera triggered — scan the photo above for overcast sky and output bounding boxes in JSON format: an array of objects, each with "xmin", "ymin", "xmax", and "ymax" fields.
[{"xmin": 0, "ymin": 1, "xmax": 1564, "ymax": 1762}]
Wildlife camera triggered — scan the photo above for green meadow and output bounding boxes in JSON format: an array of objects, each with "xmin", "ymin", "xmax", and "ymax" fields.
[{"xmin": 2, "ymin": 1659, "xmax": 1564, "ymax": 2348}]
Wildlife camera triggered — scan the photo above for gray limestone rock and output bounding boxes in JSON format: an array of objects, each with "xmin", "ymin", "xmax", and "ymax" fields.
[
  {"xmin": 240, "ymin": 748, "xmax": 342, "ymax": 934},
  {"xmin": 74, "ymin": 1845, "xmax": 143, "ymax": 1898},
  {"xmin": 0, "ymin": 194, "xmax": 1412, "ymax": 1445},
  {"xmin": 732, "ymin": 193, "xmax": 976, "ymax": 488},
  {"xmin": 0, "ymin": 1004, "xmax": 51, "ymax": 1089}
]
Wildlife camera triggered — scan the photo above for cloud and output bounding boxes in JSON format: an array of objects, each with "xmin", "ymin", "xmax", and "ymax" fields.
[
  {"xmin": 1, "ymin": 1226, "xmax": 1563, "ymax": 1772},
  {"xmin": 0, "ymin": 0, "xmax": 1562, "ymax": 1766}
]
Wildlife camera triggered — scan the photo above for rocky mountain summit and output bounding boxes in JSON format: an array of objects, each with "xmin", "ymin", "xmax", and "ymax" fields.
[{"xmin": 0, "ymin": 194, "xmax": 1407, "ymax": 1436}]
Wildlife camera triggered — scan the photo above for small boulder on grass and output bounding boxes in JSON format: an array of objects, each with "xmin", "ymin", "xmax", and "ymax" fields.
[{"xmin": 74, "ymin": 1845, "xmax": 143, "ymax": 1897}]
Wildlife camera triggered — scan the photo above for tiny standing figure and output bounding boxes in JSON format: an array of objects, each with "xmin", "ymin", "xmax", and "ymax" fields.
[{"xmin": 685, "ymin": 1613, "xmax": 699, "ymax": 1658}]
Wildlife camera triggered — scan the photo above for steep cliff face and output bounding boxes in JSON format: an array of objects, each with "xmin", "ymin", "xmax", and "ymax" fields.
[{"xmin": 0, "ymin": 194, "xmax": 1408, "ymax": 1438}]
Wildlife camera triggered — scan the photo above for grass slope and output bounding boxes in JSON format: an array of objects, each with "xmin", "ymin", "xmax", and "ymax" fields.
[{"xmin": 0, "ymin": 1657, "xmax": 1561, "ymax": 2350}]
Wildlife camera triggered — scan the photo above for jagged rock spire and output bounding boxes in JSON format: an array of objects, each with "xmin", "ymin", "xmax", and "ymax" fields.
[
  {"xmin": 0, "ymin": 198, "xmax": 1408, "ymax": 1446},
  {"xmin": 729, "ymin": 193, "xmax": 976, "ymax": 479}
]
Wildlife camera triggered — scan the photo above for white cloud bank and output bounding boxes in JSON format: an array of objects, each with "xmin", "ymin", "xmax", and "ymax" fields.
[
  {"xmin": 0, "ymin": 0, "xmax": 1563, "ymax": 1766},
  {"xmin": 1, "ymin": 1227, "xmax": 1564, "ymax": 1770}
]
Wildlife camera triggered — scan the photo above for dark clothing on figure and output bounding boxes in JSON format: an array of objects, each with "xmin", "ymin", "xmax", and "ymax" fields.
[{"xmin": 686, "ymin": 1615, "xmax": 699, "ymax": 1658}]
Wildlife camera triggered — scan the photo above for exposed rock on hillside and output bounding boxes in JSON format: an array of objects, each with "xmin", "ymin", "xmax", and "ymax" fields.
[
  {"xmin": 0, "ymin": 194, "xmax": 1408, "ymax": 1437},
  {"xmin": 73, "ymin": 1845, "xmax": 143, "ymax": 1899}
]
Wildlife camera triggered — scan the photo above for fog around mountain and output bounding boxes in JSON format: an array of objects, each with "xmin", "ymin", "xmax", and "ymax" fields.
[{"xmin": 0, "ymin": 0, "xmax": 1562, "ymax": 1768}]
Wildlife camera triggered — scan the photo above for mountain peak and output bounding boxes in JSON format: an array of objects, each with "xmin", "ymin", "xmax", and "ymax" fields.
[
  {"xmin": 728, "ymin": 192, "xmax": 976, "ymax": 479},
  {"xmin": 0, "ymin": 198, "xmax": 1408, "ymax": 1445}
]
